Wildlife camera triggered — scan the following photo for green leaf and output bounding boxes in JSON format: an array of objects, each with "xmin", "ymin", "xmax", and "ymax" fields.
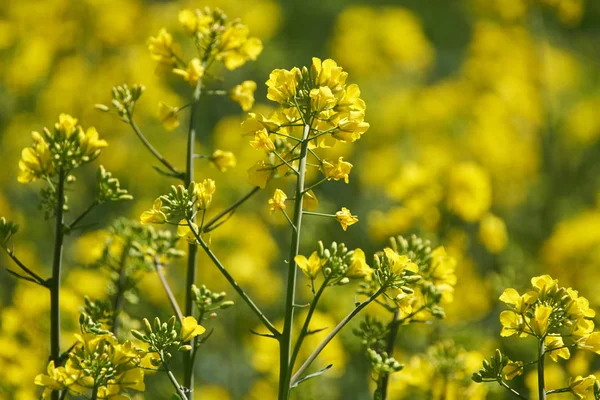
[{"xmin": 291, "ymin": 364, "xmax": 333, "ymax": 388}]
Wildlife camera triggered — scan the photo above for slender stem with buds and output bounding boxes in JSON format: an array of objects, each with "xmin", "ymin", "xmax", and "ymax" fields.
[
  {"xmin": 160, "ymin": 352, "xmax": 189, "ymax": 400},
  {"xmin": 50, "ymin": 169, "xmax": 66, "ymax": 400},
  {"xmin": 279, "ymin": 123, "xmax": 311, "ymax": 400}
]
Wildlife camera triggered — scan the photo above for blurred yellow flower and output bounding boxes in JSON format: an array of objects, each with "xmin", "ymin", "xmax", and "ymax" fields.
[
  {"xmin": 346, "ymin": 248, "xmax": 373, "ymax": 279},
  {"xmin": 478, "ymin": 213, "xmax": 508, "ymax": 253},
  {"xmin": 231, "ymin": 80, "xmax": 257, "ymax": 111},
  {"xmin": 502, "ymin": 360, "xmax": 523, "ymax": 380},
  {"xmin": 140, "ymin": 198, "xmax": 167, "ymax": 224},
  {"xmin": 249, "ymin": 129, "xmax": 275, "ymax": 152},
  {"xmin": 302, "ymin": 190, "xmax": 319, "ymax": 211},
  {"xmin": 210, "ymin": 150, "xmax": 236, "ymax": 172},
  {"xmin": 447, "ymin": 163, "xmax": 492, "ymax": 222},
  {"xmin": 268, "ymin": 189, "xmax": 287, "ymax": 213},
  {"xmin": 194, "ymin": 179, "xmax": 216, "ymax": 210},
  {"xmin": 173, "ymin": 58, "xmax": 204, "ymax": 87},
  {"xmin": 266, "ymin": 68, "xmax": 299, "ymax": 105},
  {"xmin": 569, "ymin": 375, "xmax": 596, "ymax": 399},
  {"xmin": 247, "ymin": 160, "xmax": 274, "ymax": 188},
  {"xmin": 158, "ymin": 102, "xmax": 180, "ymax": 131}
]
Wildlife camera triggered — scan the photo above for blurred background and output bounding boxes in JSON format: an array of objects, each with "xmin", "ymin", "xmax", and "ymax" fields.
[{"xmin": 1, "ymin": 0, "xmax": 600, "ymax": 399}]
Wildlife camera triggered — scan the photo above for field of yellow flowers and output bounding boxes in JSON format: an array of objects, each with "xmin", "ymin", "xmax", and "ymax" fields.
[{"xmin": 1, "ymin": 0, "xmax": 600, "ymax": 399}]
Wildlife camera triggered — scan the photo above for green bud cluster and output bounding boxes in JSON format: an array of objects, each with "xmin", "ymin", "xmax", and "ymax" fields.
[
  {"xmin": 389, "ymin": 234, "xmax": 433, "ymax": 271},
  {"xmin": 191, "ymin": 284, "xmax": 235, "ymax": 321},
  {"xmin": 159, "ymin": 183, "xmax": 198, "ymax": 220},
  {"xmin": 366, "ymin": 348, "xmax": 403, "ymax": 377},
  {"xmin": 96, "ymin": 165, "xmax": 133, "ymax": 203},
  {"xmin": 353, "ymin": 316, "xmax": 388, "ymax": 349},
  {"xmin": 316, "ymin": 240, "xmax": 355, "ymax": 285},
  {"xmin": 472, "ymin": 349, "xmax": 508, "ymax": 383},
  {"xmin": 96, "ymin": 84, "xmax": 145, "ymax": 123},
  {"xmin": 0, "ymin": 217, "xmax": 18, "ymax": 244},
  {"xmin": 131, "ymin": 317, "xmax": 185, "ymax": 361},
  {"xmin": 80, "ymin": 297, "xmax": 114, "ymax": 335},
  {"xmin": 39, "ymin": 183, "xmax": 69, "ymax": 220}
]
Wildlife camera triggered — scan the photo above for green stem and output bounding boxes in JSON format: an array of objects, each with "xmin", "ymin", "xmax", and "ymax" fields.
[
  {"xmin": 66, "ymin": 200, "xmax": 99, "ymax": 231},
  {"xmin": 155, "ymin": 258, "xmax": 183, "ymax": 323},
  {"xmin": 183, "ymin": 75, "xmax": 203, "ymax": 393},
  {"xmin": 127, "ymin": 114, "xmax": 183, "ymax": 179},
  {"xmin": 538, "ymin": 339, "xmax": 546, "ymax": 400},
  {"xmin": 189, "ymin": 223, "xmax": 279, "ymax": 337},
  {"xmin": 50, "ymin": 169, "xmax": 66, "ymax": 400},
  {"xmin": 279, "ymin": 123, "xmax": 311, "ymax": 400},
  {"xmin": 91, "ymin": 385, "xmax": 98, "ymax": 400},
  {"xmin": 378, "ymin": 309, "xmax": 401, "ymax": 400},
  {"xmin": 289, "ymin": 279, "xmax": 328, "ymax": 374},
  {"xmin": 290, "ymin": 288, "xmax": 384, "ymax": 387},
  {"xmin": 111, "ymin": 241, "xmax": 131, "ymax": 336},
  {"xmin": 499, "ymin": 380, "xmax": 528, "ymax": 399},
  {"xmin": 161, "ymin": 352, "xmax": 189, "ymax": 400},
  {"xmin": 202, "ymin": 186, "xmax": 260, "ymax": 233}
]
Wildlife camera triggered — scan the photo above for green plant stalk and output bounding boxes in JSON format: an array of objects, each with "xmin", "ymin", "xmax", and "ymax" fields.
[
  {"xmin": 161, "ymin": 352, "xmax": 189, "ymax": 400},
  {"xmin": 290, "ymin": 288, "xmax": 383, "ymax": 388},
  {"xmin": 183, "ymin": 76, "xmax": 203, "ymax": 392},
  {"xmin": 289, "ymin": 279, "xmax": 328, "ymax": 374},
  {"xmin": 538, "ymin": 339, "xmax": 546, "ymax": 400},
  {"xmin": 111, "ymin": 241, "xmax": 131, "ymax": 336},
  {"xmin": 50, "ymin": 169, "xmax": 66, "ymax": 400},
  {"xmin": 202, "ymin": 186, "xmax": 260, "ymax": 233},
  {"xmin": 279, "ymin": 123, "xmax": 311, "ymax": 400},
  {"xmin": 155, "ymin": 258, "xmax": 183, "ymax": 323},
  {"xmin": 377, "ymin": 308, "xmax": 401, "ymax": 400},
  {"xmin": 190, "ymin": 224, "xmax": 278, "ymax": 335},
  {"xmin": 91, "ymin": 385, "xmax": 99, "ymax": 400}
]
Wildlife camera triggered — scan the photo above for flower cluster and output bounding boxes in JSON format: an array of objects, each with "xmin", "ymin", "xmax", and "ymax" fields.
[
  {"xmin": 18, "ymin": 114, "xmax": 107, "ymax": 183},
  {"xmin": 295, "ymin": 241, "xmax": 373, "ymax": 285},
  {"xmin": 35, "ymin": 332, "xmax": 145, "ymax": 399}
]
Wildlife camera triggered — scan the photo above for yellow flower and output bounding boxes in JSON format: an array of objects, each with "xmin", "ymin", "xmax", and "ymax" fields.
[
  {"xmin": 531, "ymin": 275, "xmax": 558, "ymax": 295},
  {"xmin": 250, "ymin": 129, "xmax": 276, "ymax": 152},
  {"xmin": 429, "ymin": 246, "xmax": 457, "ymax": 303},
  {"xmin": 578, "ymin": 332, "xmax": 600, "ymax": 354},
  {"xmin": 173, "ymin": 58, "xmax": 204, "ymax": 86},
  {"xmin": 148, "ymin": 28, "xmax": 179, "ymax": 66},
  {"xmin": 216, "ymin": 23, "xmax": 263, "ymax": 70},
  {"xmin": 502, "ymin": 360, "xmax": 523, "ymax": 380},
  {"xmin": 178, "ymin": 9, "xmax": 213, "ymax": 36},
  {"xmin": 499, "ymin": 310, "xmax": 524, "ymax": 337},
  {"xmin": 331, "ymin": 111, "xmax": 370, "ymax": 142},
  {"xmin": 295, "ymin": 251, "xmax": 325, "ymax": 279},
  {"xmin": 158, "ymin": 102, "xmax": 180, "ymax": 131},
  {"xmin": 499, "ymin": 288, "xmax": 538, "ymax": 313},
  {"xmin": 322, "ymin": 157, "xmax": 353, "ymax": 183},
  {"xmin": 302, "ymin": 190, "xmax": 319, "ymax": 211},
  {"xmin": 383, "ymin": 248, "xmax": 419, "ymax": 275},
  {"xmin": 533, "ymin": 304, "xmax": 553, "ymax": 337},
  {"xmin": 34, "ymin": 361, "xmax": 72, "ymax": 398},
  {"xmin": 80, "ymin": 126, "xmax": 108, "ymax": 157},
  {"xmin": 194, "ymin": 179, "xmax": 216, "ymax": 210},
  {"xmin": 242, "ymin": 112, "xmax": 280, "ymax": 136},
  {"xmin": 268, "ymin": 189, "xmax": 287, "ymax": 213},
  {"xmin": 311, "ymin": 58, "xmax": 348, "ymax": 91},
  {"xmin": 479, "ymin": 213, "xmax": 508, "ymax": 253},
  {"xmin": 177, "ymin": 219, "xmax": 198, "ymax": 243},
  {"xmin": 346, "ymin": 248, "xmax": 373, "ymax": 279},
  {"xmin": 180, "ymin": 316, "xmax": 206, "ymax": 342},
  {"xmin": 18, "ymin": 131, "xmax": 54, "ymax": 183},
  {"xmin": 335, "ymin": 207, "xmax": 359, "ymax": 231},
  {"xmin": 140, "ymin": 198, "xmax": 167, "ymax": 224},
  {"xmin": 210, "ymin": 150, "xmax": 236, "ymax": 172},
  {"xmin": 266, "ymin": 68, "xmax": 300, "ymax": 105},
  {"xmin": 569, "ymin": 375, "xmax": 596, "ymax": 399},
  {"xmin": 545, "ymin": 336, "xmax": 570, "ymax": 362},
  {"xmin": 247, "ymin": 160, "xmax": 274, "ymax": 188},
  {"xmin": 57, "ymin": 113, "xmax": 79, "ymax": 137},
  {"xmin": 310, "ymin": 86, "xmax": 336, "ymax": 113},
  {"xmin": 231, "ymin": 80, "xmax": 257, "ymax": 111}
]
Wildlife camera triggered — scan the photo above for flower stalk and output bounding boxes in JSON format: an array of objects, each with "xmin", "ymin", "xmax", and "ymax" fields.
[
  {"xmin": 279, "ymin": 123, "xmax": 311, "ymax": 399},
  {"xmin": 50, "ymin": 168, "xmax": 66, "ymax": 400}
]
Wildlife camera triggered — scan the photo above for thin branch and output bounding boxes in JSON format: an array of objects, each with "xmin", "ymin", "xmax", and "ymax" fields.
[
  {"xmin": 66, "ymin": 200, "xmax": 99, "ymax": 231},
  {"xmin": 155, "ymin": 258, "xmax": 183, "ymax": 323},
  {"xmin": 290, "ymin": 288, "xmax": 383, "ymax": 387},
  {"xmin": 202, "ymin": 187, "xmax": 261, "ymax": 233},
  {"xmin": 3, "ymin": 247, "xmax": 47, "ymax": 286}
]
